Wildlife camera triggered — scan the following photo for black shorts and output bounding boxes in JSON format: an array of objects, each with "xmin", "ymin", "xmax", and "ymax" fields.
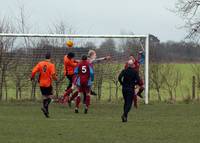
[{"xmin": 40, "ymin": 86, "xmax": 53, "ymax": 96}]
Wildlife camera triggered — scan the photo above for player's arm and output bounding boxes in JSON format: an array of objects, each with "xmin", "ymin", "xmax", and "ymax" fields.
[
  {"xmin": 74, "ymin": 66, "xmax": 79, "ymax": 75},
  {"xmin": 74, "ymin": 59, "xmax": 80, "ymax": 63},
  {"xmin": 51, "ymin": 64, "xmax": 58, "ymax": 81},
  {"xmin": 138, "ymin": 52, "xmax": 145, "ymax": 65},
  {"xmin": 64, "ymin": 56, "xmax": 68, "ymax": 76},
  {"xmin": 134, "ymin": 70, "xmax": 140, "ymax": 85},
  {"xmin": 89, "ymin": 65, "xmax": 94, "ymax": 81},
  {"xmin": 31, "ymin": 63, "xmax": 40, "ymax": 80},
  {"xmin": 118, "ymin": 70, "xmax": 125, "ymax": 85},
  {"xmin": 69, "ymin": 59, "xmax": 78, "ymax": 67},
  {"xmin": 92, "ymin": 56, "xmax": 111, "ymax": 64}
]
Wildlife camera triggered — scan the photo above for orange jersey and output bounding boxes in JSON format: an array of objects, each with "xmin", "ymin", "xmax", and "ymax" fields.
[
  {"xmin": 64, "ymin": 55, "xmax": 78, "ymax": 76},
  {"xmin": 31, "ymin": 60, "xmax": 56, "ymax": 87}
]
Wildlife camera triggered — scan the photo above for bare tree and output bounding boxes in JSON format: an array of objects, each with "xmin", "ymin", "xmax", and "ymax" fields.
[
  {"xmin": 103, "ymin": 62, "xmax": 122, "ymax": 102},
  {"xmin": 93, "ymin": 64, "xmax": 104, "ymax": 100},
  {"xmin": 99, "ymin": 39, "xmax": 116, "ymax": 56},
  {"xmin": 11, "ymin": 5, "xmax": 33, "ymax": 100},
  {"xmin": 0, "ymin": 17, "xmax": 15, "ymax": 101},
  {"xmin": 191, "ymin": 64, "xmax": 200, "ymax": 98},
  {"xmin": 175, "ymin": 0, "xmax": 200, "ymax": 39},
  {"xmin": 84, "ymin": 41, "xmax": 97, "ymax": 49},
  {"xmin": 161, "ymin": 65, "xmax": 182, "ymax": 101},
  {"xmin": 150, "ymin": 64, "xmax": 166, "ymax": 101}
]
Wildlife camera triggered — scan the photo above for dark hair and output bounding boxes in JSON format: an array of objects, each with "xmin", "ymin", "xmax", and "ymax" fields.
[
  {"xmin": 82, "ymin": 55, "xmax": 87, "ymax": 60},
  {"xmin": 67, "ymin": 52, "xmax": 75, "ymax": 58},
  {"xmin": 45, "ymin": 52, "xmax": 51, "ymax": 59}
]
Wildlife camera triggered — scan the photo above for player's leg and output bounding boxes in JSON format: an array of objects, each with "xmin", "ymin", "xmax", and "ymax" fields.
[
  {"xmin": 90, "ymin": 90, "xmax": 97, "ymax": 96},
  {"xmin": 122, "ymin": 91, "xmax": 128, "ymax": 122},
  {"xmin": 61, "ymin": 75, "xmax": 74, "ymax": 104},
  {"xmin": 84, "ymin": 94, "xmax": 90, "ymax": 114},
  {"xmin": 83, "ymin": 92, "xmax": 86, "ymax": 104},
  {"xmin": 64, "ymin": 76, "xmax": 78, "ymax": 105},
  {"xmin": 66, "ymin": 75, "xmax": 74, "ymax": 90},
  {"xmin": 75, "ymin": 90, "xmax": 82, "ymax": 113},
  {"xmin": 63, "ymin": 87, "xmax": 73, "ymax": 104},
  {"xmin": 137, "ymin": 79, "xmax": 144, "ymax": 98},
  {"xmin": 84, "ymin": 87, "xmax": 91, "ymax": 114},
  {"xmin": 133, "ymin": 94, "xmax": 138, "ymax": 109},
  {"xmin": 133, "ymin": 86, "xmax": 138, "ymax": 108},
  {"xmin": 69, "ymin": 90, "xmax": 79, "ymax": 102},
  {"xmin": 122, "ymin": 88, "xmax": 134, "ymax": 122},
  {"xmin": 63, "ymin": 78, "xmax": 77, "ymax": 104},
  {"xmin": 65, "ymin": 84, "xmax": 79, "ymax": 107},
  {"xmin": 40, "ymin": 86, "xmax": 53, "ymax": 118}
]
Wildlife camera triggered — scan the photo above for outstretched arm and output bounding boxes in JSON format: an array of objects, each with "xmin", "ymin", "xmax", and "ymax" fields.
[{"xmin": 92, "ymin": 56, "xmax": 111, "ymax": 64}]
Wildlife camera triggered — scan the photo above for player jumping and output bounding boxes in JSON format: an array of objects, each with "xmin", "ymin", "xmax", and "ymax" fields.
[
  {"xmin": 61, "ymin": 52, "xmax": 79, "ymax": 105},
  {"xmin": 74, "ymin": 55, "xmax": 94, "ymax": 114},
  {"xmin": 124, "ymin": 49, "xmax": 145, "ymax": 108}
]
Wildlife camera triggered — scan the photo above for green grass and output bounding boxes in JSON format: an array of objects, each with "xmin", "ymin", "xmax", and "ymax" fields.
[{"xmin": 0, "ymin": 102, "xmax": 200, "ymax": 143}]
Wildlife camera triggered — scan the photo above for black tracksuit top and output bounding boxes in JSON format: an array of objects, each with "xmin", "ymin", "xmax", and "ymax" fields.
[{"xmin": 118, "ymin": 67, "xmax": 140, "ymax": 88}]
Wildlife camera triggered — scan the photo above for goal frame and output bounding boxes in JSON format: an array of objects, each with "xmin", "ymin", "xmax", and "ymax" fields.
[{"xmin": 0, "ymin": 33, "xmax": 149, "ymax": 104}]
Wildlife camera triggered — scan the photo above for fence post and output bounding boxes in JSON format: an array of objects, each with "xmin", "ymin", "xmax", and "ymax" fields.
[{"xmin": 192, "ymin": 76, "xmax": 196, "ymax": 100}]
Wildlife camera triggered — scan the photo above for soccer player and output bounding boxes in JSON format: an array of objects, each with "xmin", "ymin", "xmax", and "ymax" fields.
[
  {"xmin": 87, "ymin": 50, "xmax": 111, "ymax": 65},
  {"xmin": 118, "ymin": 60, "xmax": 140, "ymax": 122},
  {"xmin": 87, "ymin": 50, "xmax": 110, "ymax": 95},
  {"xmin": 137, "ymin": 48, "xmax": 145, "ymax": 97},
  {"xmin": 62, "ymin": 52, "xmax": 79, "ymax": 104},
  {"xmin": 124, "ymin": 53, "xmax": 144, "ymax": 108},
  {"xmin": 64, "ymin": 52, "xmax": 79, "ymax": 90},
  {"xmin": 31, "ymin": 53, "xmax": 57, "ymax": 118},
  {"xmin": 74, "ymin": 55, "xmax": 94, "ymax": 114}
]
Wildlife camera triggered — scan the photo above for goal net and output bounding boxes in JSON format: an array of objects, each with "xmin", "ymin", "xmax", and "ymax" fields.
[{"xmin": 0, "ymin": 33, "xmax": 149, "ymax": 104}]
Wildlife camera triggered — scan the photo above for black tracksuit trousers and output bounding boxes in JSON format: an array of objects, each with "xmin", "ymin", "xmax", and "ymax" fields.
[{"xmin": 122, "ymin": 87, "xmax": 134, "ymax": 118}]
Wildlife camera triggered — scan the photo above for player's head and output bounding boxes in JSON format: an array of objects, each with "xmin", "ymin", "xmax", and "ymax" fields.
[
  {"xmin": 129, "ymin": 54, "xmax": 135, "ymax": 62},
  {"xmin": 45, "ymin": 52, "xmax": 51, "ymax": 59},
  {"xmin": 88, "ymin": 50, "xmax": 96, "ymax": 60},
  {"xmin": 127, "ymin": 60, "xmax": 134, "ymax": 68},
  {"xmin": 82, "ymin": 55, "xmax": 87, "ymax": 61},
  {"xmin": 67, "ymin": 52, "xmax": 75, "ymax": 59}
]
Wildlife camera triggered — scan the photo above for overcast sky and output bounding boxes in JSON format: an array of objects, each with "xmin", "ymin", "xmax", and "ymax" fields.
[{"xmin": 0, "ymin": 0, "xmax": 186, "ymax": 42}]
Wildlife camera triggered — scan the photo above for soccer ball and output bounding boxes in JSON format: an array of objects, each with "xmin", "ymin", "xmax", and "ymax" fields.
[{"xmin": 66, "ymin": 40, "xmax": 74, "ymax": 48}]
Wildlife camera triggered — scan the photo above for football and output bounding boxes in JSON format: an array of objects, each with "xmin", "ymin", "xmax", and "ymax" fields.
[{"xmin": 66, "ymin": 40, "xmax": 74, "ymax": 48}]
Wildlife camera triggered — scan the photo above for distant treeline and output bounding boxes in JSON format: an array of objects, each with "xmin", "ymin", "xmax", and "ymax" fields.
[{"xmin": 150, "ymin": 41, "xmax": 200, "ymax": 63}]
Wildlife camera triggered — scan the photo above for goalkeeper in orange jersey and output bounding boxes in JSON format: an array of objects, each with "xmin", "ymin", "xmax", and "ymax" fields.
[{"xmin": 31, "ymin": 53, "xmax": 57, "ymax": 118}]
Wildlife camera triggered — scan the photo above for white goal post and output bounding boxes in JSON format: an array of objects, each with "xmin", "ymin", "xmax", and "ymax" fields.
[{"xmin": 0, "ymin": 33, "xmax": 150, "ymax": 104}]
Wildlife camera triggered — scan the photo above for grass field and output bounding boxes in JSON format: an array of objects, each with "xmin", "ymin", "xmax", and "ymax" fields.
[{"xmin": 0, "ymin": 102, "xmax": 200, "ymax": 143}]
